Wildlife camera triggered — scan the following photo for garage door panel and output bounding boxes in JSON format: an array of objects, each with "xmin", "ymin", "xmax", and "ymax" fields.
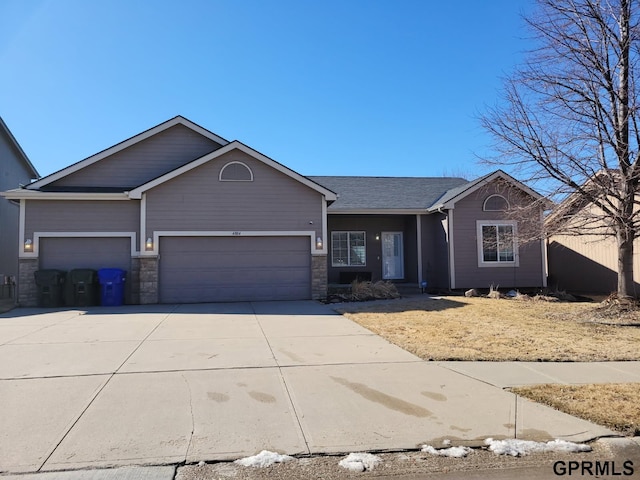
[
  {"xmin": 159, "ymin": 237, "xmax": 311, "ymax": 303},
  {"xmin": 40, "ymin": 237, "xmax": 131, "ymax": 272}
]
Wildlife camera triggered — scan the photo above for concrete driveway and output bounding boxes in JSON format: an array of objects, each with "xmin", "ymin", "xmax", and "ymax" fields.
[{"xmin": 0, "ymin": 301, "xmax": 613, "ymax": 474}]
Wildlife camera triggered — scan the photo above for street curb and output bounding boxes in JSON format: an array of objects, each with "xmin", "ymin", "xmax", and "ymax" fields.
[
  {"xmin": 595, "ymin": 437, "xmax": 640, "ymax": 456},
  {"xmin": 0, "ymin": 466, "xmax": 176, "ymax": 480}
]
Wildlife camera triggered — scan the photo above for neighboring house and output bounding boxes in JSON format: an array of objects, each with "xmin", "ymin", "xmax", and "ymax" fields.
[
  {"xmin": 547, "ymin": 193, "xmax": 640, "ymax": 294},
  {"xmin": 0, "ymin": 117, "xmax": 39, "ymax": 297},
  {"xmin": 1, "ymin": 116, "xmax": 547, "ymax": 306}
]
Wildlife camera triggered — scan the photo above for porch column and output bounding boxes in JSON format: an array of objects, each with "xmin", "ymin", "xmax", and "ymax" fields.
[{"xmin": 416, "ymin": 214, "xmax": 423, "ymax": 284}]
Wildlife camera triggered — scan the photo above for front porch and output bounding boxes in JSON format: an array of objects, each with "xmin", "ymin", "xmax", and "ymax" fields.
[{"xmin": 325, "ymin": 213, "xmax": 450, "ymax": 290}]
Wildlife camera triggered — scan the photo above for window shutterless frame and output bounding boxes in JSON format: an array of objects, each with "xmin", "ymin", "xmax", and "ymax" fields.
[
  {"xmin": 331, "ymin": 231, "xmax": 366, "ymax": 267},
  {"xmin": 476, "ymin": 220, "xmax": 519, "ymax": 267}
]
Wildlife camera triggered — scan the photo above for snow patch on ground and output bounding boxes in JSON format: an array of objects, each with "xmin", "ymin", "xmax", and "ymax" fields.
[
  {"xmin": 338, "ymin": 452, "xmax": 382, "ymax": 472},
  {"xmin": 485, "ymin": 438, "xmax": 592, "ymax": 457},
  {"xmin": 422, "ymin": 445, "xmax": 472, "ymax": 458},
  {"xmin": 234, "ymin": 450, "xmax": 295, "ymax": 467}
]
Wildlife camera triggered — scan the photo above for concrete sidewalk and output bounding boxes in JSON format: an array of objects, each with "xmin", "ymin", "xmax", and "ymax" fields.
[
  {"xmin": 0, "ymin": 301, "xmax": 633, "ymax": 474},
  {"xmin": 439, "ymin": 361, "xmax": 640, "ymax": 388}
]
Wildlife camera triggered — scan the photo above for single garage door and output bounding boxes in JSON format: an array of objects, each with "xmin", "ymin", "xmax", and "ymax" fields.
[
  {"xmin": 39, "ymin": 236, "xmax": 132, "ymax": 303},
  {"xmin": 159, "ymin": 236, "xmax": 311, "ymax": 303}
]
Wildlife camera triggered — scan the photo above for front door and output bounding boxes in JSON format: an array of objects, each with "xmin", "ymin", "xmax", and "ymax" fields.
[{"xmin": 382, "ymin": 232, "xmax": 404, "ymax": 280}]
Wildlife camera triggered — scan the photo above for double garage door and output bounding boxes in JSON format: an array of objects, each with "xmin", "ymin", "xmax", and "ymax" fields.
[{"xmin": 159, "ymin": 236, "xmax": 311, "ymax": 303}]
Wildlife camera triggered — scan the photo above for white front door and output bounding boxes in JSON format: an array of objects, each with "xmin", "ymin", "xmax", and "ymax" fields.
[{"xmin": 382, "ymin": 232, "xmax": 404, "ymax": 279}]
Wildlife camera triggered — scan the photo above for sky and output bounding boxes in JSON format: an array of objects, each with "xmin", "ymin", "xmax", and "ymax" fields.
[{"xmin": 0, "ymin": 0, "xmax": 533, "ymax": 180}]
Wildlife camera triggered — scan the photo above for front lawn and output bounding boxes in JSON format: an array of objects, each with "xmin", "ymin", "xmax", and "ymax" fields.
[
  {"xmin": 338, "ymin": 296, "xmax": 640, "ymax": 361},
  {"xmin": 513, "ymin": 384, "xmax": 640, "ymax": 435}
]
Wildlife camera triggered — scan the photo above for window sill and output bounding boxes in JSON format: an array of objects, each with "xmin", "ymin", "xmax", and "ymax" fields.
[{"xmin": 477, "ymin": 262, "xmax": 519, "ymax": 268}]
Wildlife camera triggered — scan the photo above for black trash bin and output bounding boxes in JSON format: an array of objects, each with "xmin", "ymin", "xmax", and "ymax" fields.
[
  {"xmin": 34, "ymin": 270, "xmax": 66, "ymax": 307},
  {"xmin": 66, "ymin": 269, "xmax": 99, "ymax": 306},
  {"xmin": 98, "ymin": 268, "xmax": 126, "ymax": 306}
]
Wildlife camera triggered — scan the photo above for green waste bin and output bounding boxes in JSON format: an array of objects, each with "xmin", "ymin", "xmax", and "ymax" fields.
[
  {"xmin": 34, "ymin": 270, "xmax": 66, "ymax": 307},
  {"xmin": 66, "ymin": 269, "xmax": 99, "ymax": 306}
]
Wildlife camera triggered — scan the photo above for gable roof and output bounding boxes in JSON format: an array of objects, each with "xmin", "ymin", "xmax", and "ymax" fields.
[
  {"xmin": 0, "ymin": 117, "xmax": 39, "ymax": 179},
  {"xmin": 129, "ymin": 141, "xmax": 337, "ymax": 200},
  {"xmin": 308, "ymin": 176, "xmax": 468, "ymax": 212},
  {"xmin": 427, "ymin": 169, "xmax": 545, "ymax": 211},
  {"xmin": 26, "ymin": 116, "xmax": 228, "ymax": 190}
]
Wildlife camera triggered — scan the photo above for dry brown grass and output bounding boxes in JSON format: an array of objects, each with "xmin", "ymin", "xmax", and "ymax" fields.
[
  {"xmin": 338, "ymin": 296, "xmax": 640, "ymax": 361},
  {"xmin": 512, "ymin": 384, "xmax": 640, "ymax": 435}
]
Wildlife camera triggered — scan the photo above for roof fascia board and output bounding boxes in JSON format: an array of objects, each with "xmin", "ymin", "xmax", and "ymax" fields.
[
  {"xmin": 429, "ymin": 170, "xmax": 544, "ymax": 211},
  {"xmin": 0, "ymin": 117, "xmax": 39, "ymax": 178},
  {"xmin": 129, "ymin": 141, "xmax": 338, "ymax": 200},
  {"xmin": 0, "ymin": 190, "xmax": 129, "ymax": 201},
  {"xmin": 26, "ymin": 116, "xmax": 229, "ymax": 190},
  {"xmin": 328, "ymin": 209, "xmax": 428, "ymax": 215}
]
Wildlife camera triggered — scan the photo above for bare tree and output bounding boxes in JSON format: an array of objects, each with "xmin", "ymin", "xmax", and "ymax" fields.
[{"xmin": 481, "ymin": 0, "xmax": 640, "ymax": 297}]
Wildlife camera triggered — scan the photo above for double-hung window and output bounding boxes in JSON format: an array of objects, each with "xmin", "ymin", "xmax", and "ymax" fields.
[
  {"xmin": 477, "ymin": 221, "xmax": 518, "ymax": 267},
  {"xmin": 331, "ymin": 232, "xmax": 366, "ymax": 266}
]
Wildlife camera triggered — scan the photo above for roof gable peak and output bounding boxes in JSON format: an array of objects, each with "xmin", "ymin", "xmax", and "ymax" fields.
[{"xmin": 26, "ymin": 116, "xmax": 229, "ymax": 190}]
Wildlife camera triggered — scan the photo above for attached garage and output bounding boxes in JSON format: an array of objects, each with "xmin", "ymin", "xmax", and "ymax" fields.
[{"xmin": 158, "ymin": 236, "xmax": 311, "ymax": 303}]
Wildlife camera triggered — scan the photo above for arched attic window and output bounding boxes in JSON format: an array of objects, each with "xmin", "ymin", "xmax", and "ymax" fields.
[
  {"xmin": 483, "ymin": 194, "xmax": 509, "ymax": 211},
  {"xmin": 219, "ymin": 161, "xmax": 253, "ymax": 181}
]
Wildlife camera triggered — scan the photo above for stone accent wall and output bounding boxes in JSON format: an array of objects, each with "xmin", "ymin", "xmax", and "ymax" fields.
[
  {"xmin": 129, "ymin": 258, "xmax": 141, "ymax": 305},
  {"xmin": 18, "ymin": 258, "xmax": 38, "ymax": 307},
  {"xmin": 311, "ymin": 254, "xmax": 328, "ymax": 300},
  {"xmin": 139, "ymin": 256, "xmax": 159, "ymax": 304}
]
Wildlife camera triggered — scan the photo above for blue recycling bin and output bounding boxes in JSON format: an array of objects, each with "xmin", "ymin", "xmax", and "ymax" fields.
[{"xmin": 98, "ymin": 268, "xmax": 126, "ymax": 306}]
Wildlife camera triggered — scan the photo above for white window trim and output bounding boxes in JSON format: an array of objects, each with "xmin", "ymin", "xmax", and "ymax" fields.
[
  {"xmin": 476, "ymin": 220, "xmax": 519, "ymax": 268},
  {"xmin": 218, "ymin": 161, "xmax": 254, "ymax": 182},
  {"xmin": 331, "ymin": 231, "xmax": 367, "ymax": 267},
  {"xmin": 483, "ymin": 194, "xmax": 510, "ymax": 212}
]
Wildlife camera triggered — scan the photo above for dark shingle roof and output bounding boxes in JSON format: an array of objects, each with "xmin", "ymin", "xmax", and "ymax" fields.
[
  {"xmin": 308, "ymin": 176, "xmax": 469, "ymax": 211},
  {"xmin": 427, "ymin": 171, "xmax": 496, "ymax": 211}
]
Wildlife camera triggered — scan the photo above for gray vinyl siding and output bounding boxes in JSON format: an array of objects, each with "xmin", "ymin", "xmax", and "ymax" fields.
[
  {"xmin": 451, "ymin": 182, "xmax": 544, "ymax": 289},
  {"xmin": 326, "ymin": 215, "xmax": 418, "ymax": 284},
  {"xmin": 0, "ymin": 132, "xmax": 37, "ymax": 280},
  {"xmin": 47, "ymin": 125, "xmax": 223, "ymax": 189},
  {"xmin": 145, "ymin": 150, "xmax": 323, "ymax": 237},
  {"xmin": 25, "ymin": 200, "xmax": 140, "ymax": 244},
  {"xmin": 420, "ymin": 213, "xmax": 450, "ymax": 289}
]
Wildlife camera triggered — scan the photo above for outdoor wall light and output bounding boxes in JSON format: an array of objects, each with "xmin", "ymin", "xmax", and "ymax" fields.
[
  {"xmin": 24, "ymin": 239, "xmax": 33, "ymax": 252},
  {"xmin": 316, "ymin": 236, "xmax": 323, "ymax": 249},
  {"xmin": 375, "ymin": 233, "xmax": 380, "ymax": 241},
  {"xmin": 145, "ymin": 237, "xmax": 153, "ymax": 250}
]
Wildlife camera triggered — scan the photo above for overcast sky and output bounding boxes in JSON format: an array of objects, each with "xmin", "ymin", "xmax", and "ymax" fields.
[{"xmin": 1, "ymin": 0, "xmax": 532, "ymax": 180}]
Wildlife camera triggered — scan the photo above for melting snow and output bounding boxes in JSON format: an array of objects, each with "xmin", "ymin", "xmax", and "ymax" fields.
[
  {"xmin": 338, "ymin": 452, "xmax": 382, "ymax": 472},
  {"xmin": 234, "ymin": 450, "xmax": 294, "ymax": 467},
  {"xmin": 485, "ymin": 438, "xmax": 592, "ymax": 457},
  {"xmin": 422, "ymin": 445, "xmax": 472, "ymax": 458}
]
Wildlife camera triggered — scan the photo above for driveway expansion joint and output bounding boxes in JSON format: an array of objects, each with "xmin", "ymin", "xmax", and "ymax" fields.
[{"xmin": 251, "ymin": 302, "xmax": 311, "ymax": 455}]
